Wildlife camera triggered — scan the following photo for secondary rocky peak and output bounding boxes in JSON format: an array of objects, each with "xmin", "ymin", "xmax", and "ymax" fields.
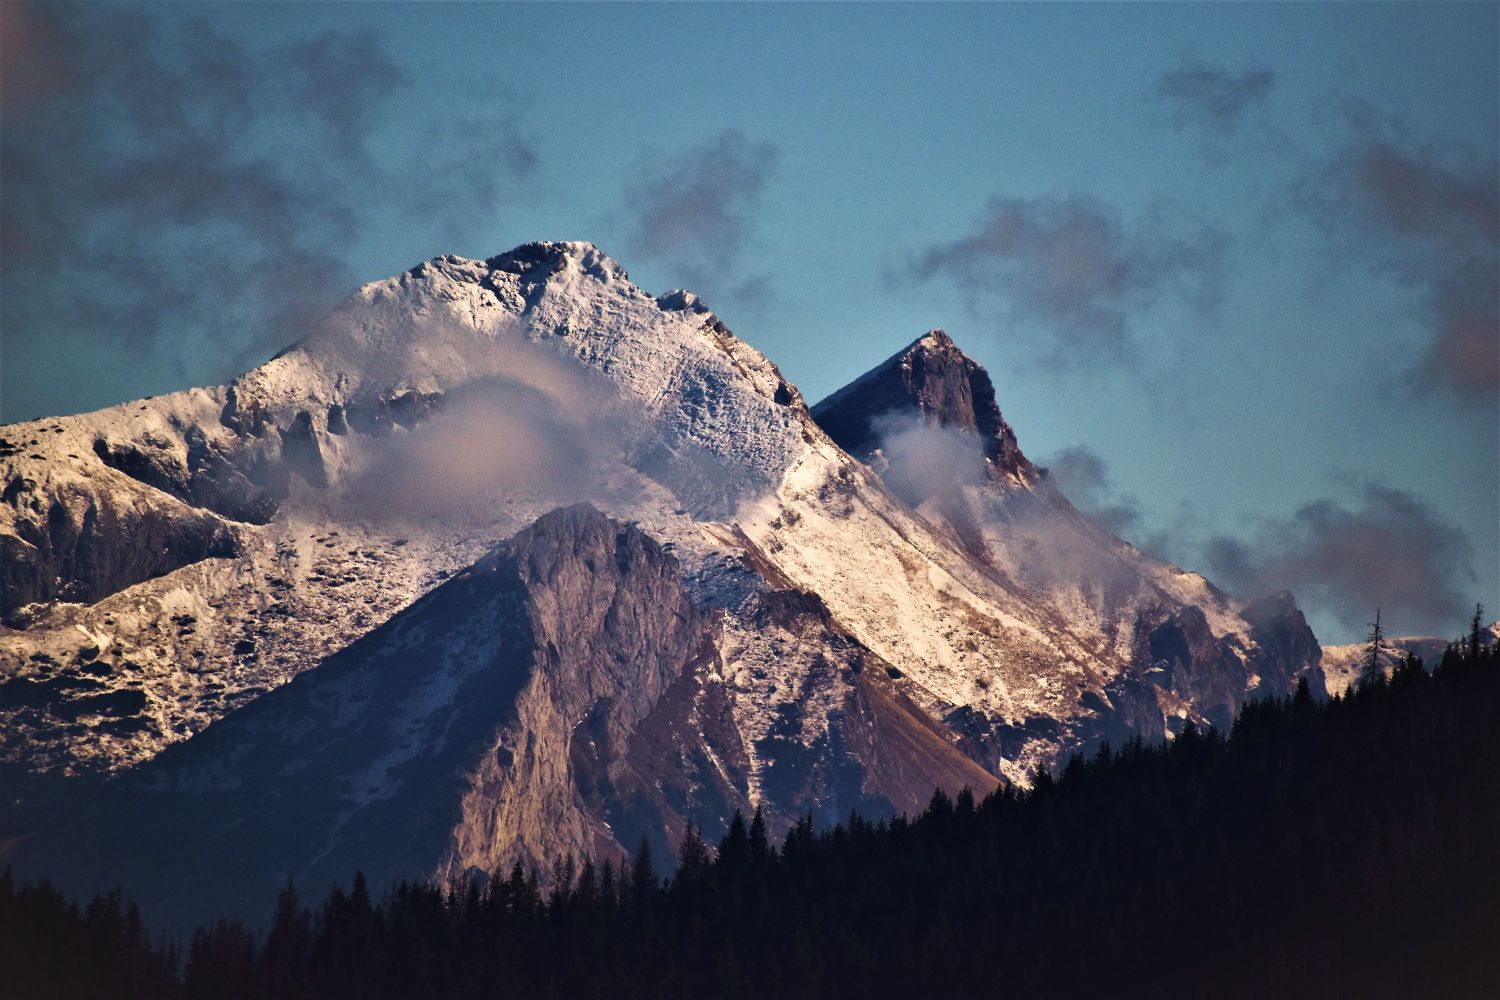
[
  {"xmin": 493, "ymin": 503, "xmax": 685, "ymax": 608},
  {"xmin": 811, "ymin": 330, "xmax": 1034, "ymax": 480}
]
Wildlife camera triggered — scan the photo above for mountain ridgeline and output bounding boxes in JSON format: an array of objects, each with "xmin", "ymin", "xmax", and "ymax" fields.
[
  {"xmin": 2, "ymin": 241, "xmax": 1325, "ymax": 927},
  {"xmin": 6, "ymin": 639, "xmax": 1496, "ymax": 999}
]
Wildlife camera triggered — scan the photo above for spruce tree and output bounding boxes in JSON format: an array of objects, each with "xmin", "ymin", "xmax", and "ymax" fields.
[
  {"xmin": 748, "ymin": 807, "xmax": 769, "ymax": 863},
  {"xmin": 1363, "ymin": 608, "xmax": 1386, "ymax": 688},
  {"xmin": 574, "ymin": 855, "xmax": 597, "ymax": 906},
  {"xmin": 720, "ymin": 810, "xmax": 749, "ymax": 869},
  {"xmin": 260, "ymin": 878, "xmax": 311, "ymax": 1000},
  {"xmin": 599, "ymin": 858, "xmax": 617, "ymax": 906},
  {"xmin": 630, "ymin": 835, "xmax": 656, "ymax": 906},
  {"xmin": 677, "ymin": 823, "xmax": 710, "ymax": 880}
]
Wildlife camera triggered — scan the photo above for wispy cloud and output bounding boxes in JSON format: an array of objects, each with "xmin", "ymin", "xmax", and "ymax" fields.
[
  {"xmin": 625, "ymin": 130, "xmax": 778, "ymax": 307},
  {"xmin": 914, "ymin": 196, "xmax": 1224, "ymax": 363},
  {"xmin": 1156, "ymin": 59, "xmax": 1275, "ymax": 135},
  {"xmin": 869, "ymin": 413, "xmax": 987, "ymax": 507},
  {"xmin": 0, "ymin": 3, "xmax": 537, "ymax": 423},
  {"xmin": 1042, "ymin": 446, "xmax": 1144, "ymax": 539},
  {"xmin": 1204, "ymin": 483, "xmax": 1476, "ymax": 638},
  {"xmin": 1295, "ymin": 103, "xmax": 1498, "ymax": 401}
]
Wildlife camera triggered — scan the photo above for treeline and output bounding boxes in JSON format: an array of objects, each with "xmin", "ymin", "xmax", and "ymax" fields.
[{"xmin": 5, "ymin": 641, "xmax": 1498, "ymax": 999}]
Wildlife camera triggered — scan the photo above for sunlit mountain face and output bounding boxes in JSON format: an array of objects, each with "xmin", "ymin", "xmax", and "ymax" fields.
[
  {"xmin": 2, "ymin": 241, "xmax": 1327, "ymax": 928},
  {"xmin": 1, "ymin": 3, "xmax": 1494, "ymax": 994}
]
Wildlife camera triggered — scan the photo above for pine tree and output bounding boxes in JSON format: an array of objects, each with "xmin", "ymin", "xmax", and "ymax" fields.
[
  {"xmin": 260, "ymin": 878, "xmax": 311, "ymax": 1000},
  {"xmin": 350, "ymin": 870, "xmax": 372, "ymax": 915},
  {"xmin": 599, "ymin": 858, "xmax": 617, "ymax": 907},
  {"xmin": 1363, "ymin": 608, "xmax": 1386, "ymax": 688},
  {"xmin": 1293, "ymin": 675, "xmax": 1313, "ymax": 708},
  {"xmin": 1470, "ymin": 603, "xmax": 1487, "ymax": 657},
  {"xmin": 550, "ymin": 853, "xmax": 575, "ymax": 905},
  {"xmin": 748, "ymin": 807, "xmax": 769, "ymax": 863},
  {"xmin": 574, "ymin": 855, "xmax": 597, "ymax": 906},
  {"xmin": 630, "ymin": 834, "xmax": 656, "ymax": 906},
  {"xmin": 677, "ymin": 823, "xmax": 710, "ymax": 880},
  {"xmin": 720, "ymin": 810, "xmax": 749, "ymax": 869},
  {"xmin": 185, "ymin": 919, "xmax": 258, "ymax": 1000},
  {"xmin": 503, "ymin": 860, "xmax": 528, "ymax": 915}
]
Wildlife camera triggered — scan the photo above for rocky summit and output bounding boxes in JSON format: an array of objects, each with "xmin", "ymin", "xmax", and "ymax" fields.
[{"xmin": 0, "ymin": 241, "xmax": 1324, "ymax": 927}]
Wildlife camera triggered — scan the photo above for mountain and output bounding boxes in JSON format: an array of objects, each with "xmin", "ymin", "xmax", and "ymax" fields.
[
  {"xmin": 14, "ymin": 504, "xmax": 987, "ymax": 928},
  {"xmin": 810, "ymin": 330, "xmax": 1325, "ymax": 751},
  {"xmin": 0, "ymin": 241, "xmax": 1324, "ymax": 923}
]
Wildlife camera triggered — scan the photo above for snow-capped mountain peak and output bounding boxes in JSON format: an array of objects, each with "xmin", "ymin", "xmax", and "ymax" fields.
[
  {"xmin": 811, "ymin": 328, "xmax": 1034, "ymax": 482},
  {"xmin": 2, "ymin": 241, "xmax": 1325, "ymax": 927}
]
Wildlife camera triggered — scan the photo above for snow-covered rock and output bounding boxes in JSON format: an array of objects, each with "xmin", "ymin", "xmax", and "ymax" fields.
[
  {"xmin": 1320, "ymin": 622, "xmax": 1498, "ymax": 695},
  {"xmin": 2, "ymin": 241, "xmax": 1325, "ymax": 918}
]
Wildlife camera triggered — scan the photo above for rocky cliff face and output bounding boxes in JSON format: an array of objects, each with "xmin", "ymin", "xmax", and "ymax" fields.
[
  {"xmin": 441, "ymin": 504, "xmax": 714, "ymax": 882},
  {"xmin": 1241, "ymin": 591, "xmax": 1328, "ymax": 698},
  {"xmin": 811, "ymin": 330, "xmax": 1033, "ymax": 482},
  {"xmin": 7, "ymin": 505, "xmax": 989, "ymax": 930},
  {"xmin": 1, "ymin": 419, "xmax": 246, "ymax": 620}
]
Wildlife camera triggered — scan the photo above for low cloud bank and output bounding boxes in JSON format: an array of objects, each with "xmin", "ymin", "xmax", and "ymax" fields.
[
  {"xmin": 1205, "ymin": 483, "xmax": 1476, "ymax": 639},
  {"xmin": 336, "ymin": 335, "xmax": 644, "ymax": 526},
  {"xmin": 1043, "ymin": 446, "xmax": 1145, "ymax": 540}
]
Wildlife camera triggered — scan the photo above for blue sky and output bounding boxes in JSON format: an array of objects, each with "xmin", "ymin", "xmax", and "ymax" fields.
[{"xmin": 2, "ymin": 2, "xmax": 1495, "ymax": 644}]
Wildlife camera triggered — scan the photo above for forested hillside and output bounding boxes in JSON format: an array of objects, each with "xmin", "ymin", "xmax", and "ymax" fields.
[{"xmin": 5, "ymin": 638, "xmax": 1496, "ymax": 1000}]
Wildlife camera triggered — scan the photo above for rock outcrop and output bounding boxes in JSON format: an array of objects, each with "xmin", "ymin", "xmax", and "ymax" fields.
[{"xmin": 811, "ymin": 329, "xmax": 1033, "ymax": 481}]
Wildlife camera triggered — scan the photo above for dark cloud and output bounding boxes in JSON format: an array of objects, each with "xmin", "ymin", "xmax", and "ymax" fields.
[
  {"xmin": 626, "ymin": 131, "xmax": 778, "ymax": 305},
  {"xmin": 914, "ymin": 196, "xmax": 1225, "ymax": 363},
  {"xmin": 273, "ymin": 32, "xmax": 408, "ymax": 161},
  {"xmin": 1297, "ymin": 104, "xmax": 1499, "ymax": 400},
  {"xmin": 407, "ymin": 116, "xmax": 540, "ymax": 240},
  {"xmin": 0, "ymin": 2, "xmax": 73, "ymax": 110},
  {"xmin": 1156, "ymin": 59, "xmax": 1275, "ymax": 135},
  {"xmin": 0, "ymin": 3, "xmax": 536, "ymax": 423},
  {"xmin": 1042, "ymin": 446, "xmax": 1144, "ymax": 538},
  {"xmin": 1205, "ymin": 483, "xmax": 1476, "ymax": 638}
]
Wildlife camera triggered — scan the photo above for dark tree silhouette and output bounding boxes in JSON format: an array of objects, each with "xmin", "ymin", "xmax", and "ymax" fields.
[
  {"xmin": 1363, "ymin": 606, "xmax": 1386, "ymax": 686},
  {"xmin": 6, "ymin": 615, "xmax": 1498, "ymax": 1000}
]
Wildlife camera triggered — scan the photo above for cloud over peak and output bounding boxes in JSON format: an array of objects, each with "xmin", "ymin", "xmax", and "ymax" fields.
[
  {"xmin": 914, "ymin": 195, "xmax": 1224, "ymax": 364},
  {"xmin": 0, "ymin": 2, "xmax": 537, "ymax": 423},
  {"xmin": 1043, "ymin": 445, "xmax": 1144, "ymax": 539}
]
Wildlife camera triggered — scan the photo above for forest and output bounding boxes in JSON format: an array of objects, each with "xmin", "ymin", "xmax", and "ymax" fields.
[{"xmin": 4, "ymin": 629, "xmax": 1497, "ymax": 999}]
